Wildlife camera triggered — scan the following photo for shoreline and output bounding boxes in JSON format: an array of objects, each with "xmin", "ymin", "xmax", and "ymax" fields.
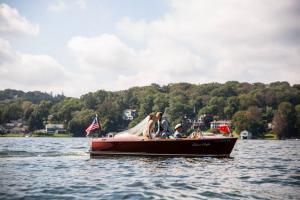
[{"xmin": 0, "ymin": 133, "xmax": 72, "ymax": 138}]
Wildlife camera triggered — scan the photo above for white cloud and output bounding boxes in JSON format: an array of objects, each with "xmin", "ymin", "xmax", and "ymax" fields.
[
  {"xmin": 48, "ymin": 0, "xmax": 88, "ymax": 12},
  {"xmin": 76, "ymin": 0, "xmax": 87, "ymax": 10},
  {"xmin": 114, "ymin": 0, "xmax": 300, "ymax": 87},
  {"xmin": 67, "ymin": 0, "xmax": 300, "ymax": 91},
  {"xmin": 116, "ymin": 17, "xmax": 148, "ymax": 43},
  {"xmin": 48, "ymin": 0, "xmax": 66, "ymax": 12},
  {"xmin": 0, "ymin": 3, "xmax": 39, "ymax": 37},
  {"xmin": 0, "ymin": 4, "xmax": 87, "ymax": 97},
  {"xmin": 68, "ymin": 34, "xmax": 137, "ymax": 75},
  {"xmin": 0, "ymin": 38, "xmax": 18, "ymax": 64},
  {"xmin": 0, "ymin": 38, "xmax": 69, "ymax": 94}
]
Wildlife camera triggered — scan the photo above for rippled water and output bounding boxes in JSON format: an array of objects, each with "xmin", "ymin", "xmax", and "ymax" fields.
[{"xmin": 0, "ymin": 138, "xmax": 299, "ymax": 199}]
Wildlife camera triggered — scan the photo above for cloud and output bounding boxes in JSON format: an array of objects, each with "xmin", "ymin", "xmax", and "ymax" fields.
[
  {"xmin": 0, "ymin": 39, "xmax": 18, "ymax": 64},
  {"xmin": 76, "ymin": 0, "xmax": 87, "ymax": 10},
  {"xmin": 116, "ymin": 17, "xmax": 148, "ymax": 43},
  {"xmin": 48, "ymin": 0, "xmax": 66, "ymax": 12},
  {"xmin": 2, "ymin": 0, "xmax": 300, "ymax": 97},
  {"xmin": 0, "ymin": 3, "xmax": 39, "ymax": 37},
  {"xmin": 114, "ymin": 0, "xmax": 300, "ymax": 87},
  {"xmin": 0, "ymin": 4, "xmax": 86, "ymax": 97},
  {"xmin": 68, "ymin": 34, "xmax": 137, "ymax": 75},
  {"xmin": 67, "ymin": 0, "xmax": 300, "ymax": 92},
  {"xmin": 0, "ymin": 38, "xmax": 69, "ymax": 94},
  {"xmin": 48, "ymin": 0, "xmax": 88, "ymax": 12}
]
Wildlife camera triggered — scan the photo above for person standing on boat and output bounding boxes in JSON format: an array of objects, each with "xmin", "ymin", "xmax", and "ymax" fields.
[
  {"xmin": 143, "ymin": 113, "xmax": 156, "ymax": 140},
  {"xmin": 155, "ymin": 112, "xmax": 173, "ymax": 138},
  {"xmin": 174, "ymin": 123, "xmax": 183, "ymax": 138}
]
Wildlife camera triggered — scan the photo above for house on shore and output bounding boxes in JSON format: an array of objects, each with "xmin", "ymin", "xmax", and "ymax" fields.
[
  {"xmin": 122, "ymin": 109, "xmax": 137, "ymax": 121},
  {"xmin": 45, "ymin": 124, "xmax": 66, "ymax": 134},
  {"xmin": 210, "ymin": 120, "xmax": 231, "ymax": 129},
  {"xmin": 240, "ymin": 130, "xmax": 252, "ymax": 139},
  {"xmin": 4, "ymin": 119, "xmax": 28, "ymax": 134},
  {"xmin": 5, "ymin": 119, "xmax": 23, "ymax": 128}
]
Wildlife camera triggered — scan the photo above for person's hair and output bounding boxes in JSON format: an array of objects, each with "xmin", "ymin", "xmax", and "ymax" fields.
[
  {"xmin": 156, "ymin": 112, "xmax": 162, "ymax": 117},
  {"xmin": 149, "ymin": 113, "xmax": 156, "ymax": 120}
]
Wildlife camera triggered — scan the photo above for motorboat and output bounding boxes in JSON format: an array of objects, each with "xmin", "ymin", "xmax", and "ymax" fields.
[
  {"xmin": 89, "ymin": 116, "xmax": 237, "ymax": 157},
  {"xmin": 90, "ymin": 136, "xmax": 237, "ymax": 157}
]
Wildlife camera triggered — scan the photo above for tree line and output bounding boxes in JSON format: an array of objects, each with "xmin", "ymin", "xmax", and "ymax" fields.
[{"xmin": 0, "ymin": 81, "xmax": 299, "ymax": 138}]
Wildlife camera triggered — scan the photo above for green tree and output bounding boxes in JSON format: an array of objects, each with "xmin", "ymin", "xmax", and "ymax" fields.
[
  {"xmin": 0, "ymin": 106, "xmax": 3, "ymax": 124},
  {"xmin": 50, "ymin": 97, "xmax": 83, "ymax": 123},
  {"xmin": 224, "ymin": 96, "xmax": 239, "ymax": 119},
  {"xmin": 96, "ymin": 98, "xmax": 126, "ymax": 132},
  {"xmin": 238, "ymin": 94, "xmax": 257, "ymax": 110},
  {"xmin": 1, "ymin": 102, "xmax": 22, "ymax": 122},
  {"xmin": 198, "ymin": 105, "xmax": 218, "ymax": 116},
  {"xmin": 206, "ymin": 97, "xmax": 226, "ymax": 118},
  {"xmin": 224, "ymin": 106, "xmax": 235, "ymax": 120},
  {"xmin": 21, "ymin": 101, "xmax": 34, "ymax": 120},
  {"xmin": 37, "ymin": 100, "xmax": 52, "ymax": 119},
  {"xmin": 28, "ymin": 106, "xmax": 44, "ymax": 131},
  {"xmin": 272, "ymin": 102, "xmax": 295, "ymax": 139},
  {"xmin": 246, "ymin": 106, "xmax": 265, "ymax": 137},
  {"xmin": 68, "ymin": 109, "xmax": 98, "ymax": 137},
  {"xmin": 210, "ymin": 83, "xmax": 236, "ymax": 97},
  {"xmin": 81, "ymin": 90, "xmax": 109, "ymax": 109},
  {"xmin": 137, "ymin": 95, "xmax": 154, "ymax": 120},
  {"xmin": 295, "ymin": 105, "xmax": 300, "ymax": 136},
  {"xmin": 232, "ymin": 106, "xmax": 265, "ymax": 137},
  {"xmin": 263, "ymin": 106, "xmax": 274, "ymax": 122},
  {"xmin": 232, "ymin": 111, "xmax": 249, "ymax": 133},
  {"xmin": 152, "ymin": 93, "xmax": 169, "ymax": 113}
]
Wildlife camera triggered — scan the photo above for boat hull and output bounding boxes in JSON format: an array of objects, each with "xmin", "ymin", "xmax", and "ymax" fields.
[{"xmin": 90, "ymin": 137, "xmax": 237, "ymax": 157}]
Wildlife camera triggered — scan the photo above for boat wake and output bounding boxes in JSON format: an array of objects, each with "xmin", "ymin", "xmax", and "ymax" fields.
[{"xmin": 0, "ymin": 150, "xmax": 89, "ymax": 158}]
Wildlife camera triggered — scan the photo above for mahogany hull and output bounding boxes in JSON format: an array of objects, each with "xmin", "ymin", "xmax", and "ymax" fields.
[{"xmin": 90, "ymin": 137, "xmax": 237, "ymax": 157}]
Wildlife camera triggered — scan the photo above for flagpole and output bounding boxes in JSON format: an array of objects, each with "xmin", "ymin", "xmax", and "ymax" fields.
[{"xmin": 96, "ymin": 114, "xmax": 101, "ymax": 138}]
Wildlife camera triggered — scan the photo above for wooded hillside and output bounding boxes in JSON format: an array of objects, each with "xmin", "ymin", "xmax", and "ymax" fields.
[{"xmin": 0, "ymin": 81, "xmax": 299, "ymax": 138}]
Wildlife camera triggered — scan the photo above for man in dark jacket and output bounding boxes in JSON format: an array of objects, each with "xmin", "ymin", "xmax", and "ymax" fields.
[{"xmin": 155, "ymin": 112, "xmax": 173, "ymax": 138}]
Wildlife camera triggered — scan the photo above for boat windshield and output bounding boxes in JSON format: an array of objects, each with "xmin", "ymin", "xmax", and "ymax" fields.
[{"xmin": 114, "ymin": 116, "xmax": 149, "ymax": 137}]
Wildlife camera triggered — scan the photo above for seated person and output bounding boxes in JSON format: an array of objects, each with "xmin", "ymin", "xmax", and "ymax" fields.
[
  {"xmin": 188, "ymin": 131, "xmax": 203, "ymax": 139},
  {"xmin": 173, "ymin": 123, "xmax": 183, "ymax": 138},
  {"xmin": 143, "ymin": 113, "xmax": 156, "ymax": 140},
  {"xmin": 155, "ymin": 112, "xmax": 173, "ymax": 138},
  {"xmin": 188, "ymin": 125, "xmax": 203, "ymax": 139}
]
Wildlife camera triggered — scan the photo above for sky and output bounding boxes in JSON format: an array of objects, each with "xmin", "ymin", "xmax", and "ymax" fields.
[{"xmin": 0, "ymin": 0, "xmax": 299, "ymax": 97}]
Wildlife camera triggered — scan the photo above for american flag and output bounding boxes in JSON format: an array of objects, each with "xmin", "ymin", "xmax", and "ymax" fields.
[{"xmin": 85, "ymin": 116, "xmax": 100, "ymax": 136}]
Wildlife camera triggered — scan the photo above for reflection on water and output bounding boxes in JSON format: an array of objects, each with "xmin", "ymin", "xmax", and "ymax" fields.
[{"xmin": 0, "ymin": 138, "xmax": 299, "ymax": 199}]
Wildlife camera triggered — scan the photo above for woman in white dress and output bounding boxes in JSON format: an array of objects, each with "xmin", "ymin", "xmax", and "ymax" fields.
[{"xmin": 143, "ymin": 113, "xmax": 156, "ymax": 140}]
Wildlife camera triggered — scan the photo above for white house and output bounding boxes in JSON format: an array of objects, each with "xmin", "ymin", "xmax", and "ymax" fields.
[
  {"xmin": 122, "ymin": 109, "xmax": 136, "ymax": 121},
  {"xmin": 45, "ymin": 124, "xmax": 66, "ymax": 134},
  {"xmin": 240, "ymin": 130, "xmax": 252, "ymax": 139},
  {"xmin": 210, "ymin": 120, "xmax": 231, "ymax": 129}
]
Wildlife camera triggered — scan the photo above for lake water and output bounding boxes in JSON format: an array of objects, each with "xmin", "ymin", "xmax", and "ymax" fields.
[{"xmin": 0, "ymin": 138, "xmax": 299, "ymax": 199}]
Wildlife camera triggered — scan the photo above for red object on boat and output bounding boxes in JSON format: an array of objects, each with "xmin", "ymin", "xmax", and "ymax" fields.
[
  {"xmin": 90, "ymin": 137, "xmax": 237, "ymax": 157},
  {"xmin": 218, "ymin": 124, "xmax": 231, "ymax": 134}
]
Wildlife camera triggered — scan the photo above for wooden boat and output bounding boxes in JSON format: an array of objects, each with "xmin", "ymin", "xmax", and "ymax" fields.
[{"xmin": 90, "ymin": 136, "xmax": 237, "ymax": 157}]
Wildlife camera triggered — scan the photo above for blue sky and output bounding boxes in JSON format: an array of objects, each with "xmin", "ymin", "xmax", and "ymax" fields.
[{"xmin": 0, "ymin": 0, "xmax": 299, "ymax": 96}]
